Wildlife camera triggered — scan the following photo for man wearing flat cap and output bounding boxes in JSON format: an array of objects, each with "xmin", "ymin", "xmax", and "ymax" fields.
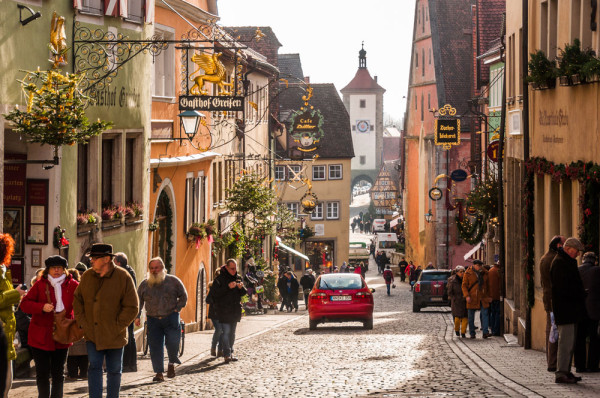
[
  {"xmin": 73, "ymin": 243, "xmax": 138, "ymax": 398},
  {"xmin": 550, "ymin": 237, "xmax": 586, "ymax": 384}
]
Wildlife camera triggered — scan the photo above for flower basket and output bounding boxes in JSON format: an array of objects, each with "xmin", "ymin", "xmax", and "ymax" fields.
[{"xmin": 101, "ymin": 218, "xmax": 122, "ymax": 231}]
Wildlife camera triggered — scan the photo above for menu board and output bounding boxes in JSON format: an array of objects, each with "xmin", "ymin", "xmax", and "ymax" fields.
[{"xmin": 26, "ymin": 179, "xmax": 48, "ymax": 245}]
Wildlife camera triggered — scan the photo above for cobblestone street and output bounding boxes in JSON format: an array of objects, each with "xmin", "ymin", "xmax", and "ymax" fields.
[{"xmin": 11, "ymin": 260, "xmax": 600, "ymax": 397}]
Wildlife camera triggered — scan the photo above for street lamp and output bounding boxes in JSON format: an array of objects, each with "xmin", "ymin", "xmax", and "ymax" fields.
[
  {"xmin": 425, "ymin": 209, "xmax": 433, "ymax": 223},
  {"xmin": 177, "ymin": 110, "xmax": 205, "ymax": 144}
]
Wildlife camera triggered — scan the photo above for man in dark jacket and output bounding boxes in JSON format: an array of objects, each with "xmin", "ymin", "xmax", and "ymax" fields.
[
  {"xmin": 211, "ymin": 259, "xmax": 247, "ymax": 363},
  {"xmin": 299, "ymin": 270, "xmax": 316, "ymax": 309},
  {"xmin": 540, "ymin": 235, "xmax": 564, "ymax": 372},
  {"xmin": 281, "ymin": 271, "xmax": 299, "ymax": 312},
  {"xmin": 398, "ymin": 257, "xmax": 408, "ymax": 283},
  {"xmin": 574, "ymin": 252, "xmax": 600, "ymax": 372},
  {"xmin": 550, "ymin": 237, "xmax": 586, "ymax": 384},
  {"xmin": 114, "ymin": 252, "xmax": 138, "ymax": 373}
]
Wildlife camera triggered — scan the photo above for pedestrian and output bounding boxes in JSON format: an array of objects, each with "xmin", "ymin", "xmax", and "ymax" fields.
[
  {"xmin": 135, "ymin": 257, "xmax": 187, "ymax": 382},
  {"xmin": 359, "ymin": 261, "xmax": 367, "ymax": 279},
  {"xmin": 113, "ymin": 252, "xmax": 138, "ymax": 373},
  {"xmin": 351, "ymin": 221, "xmax": 356, "ymax": 233},
  {"xmin": 277, "ymin": 272, "xmax": 290, "ymax": 312},
  {"xmin": 300, "ymin": 269, "xmax": 316, "ymax": 308},
  {"xmin": 340, "ymin": 261, "xmax": 348, "ymax": 273},
  {"xmin": 206, "ymin": 271, "xmax": 223, "ymax": 358},
  {"xmin": 488, "ymin": 262, "xmax": 502, "ymax": 336},
  {"xmin": 284, "ymin": 271, "xmax": 299, "ymax": 312},
  {"xmin": 0, "ymin": 233, "xmax": 27, "ymax": 397},
  {"xmin": 66, "ymin": 263, "xmax": 88, "ymax": 380},
  {"xmin": 550, "ymin": 237, "xmax": 586, "ymax": 384},
  {"xmin": 20, "ymin": 255, "xmax": 78, "ymax": 397},
  {"xmin": 448, "ymin": 266, "xmax": 468, "ymax": 338},
  {"xmin": 73, "ymin": 243, "xmax": 139, "ymax": 398},
  {"xmin": 540, "ymin": 235, "xmax": 564, "ymax": 372},
  {"xmin": 211, "ymin": 259, "xmax": 247, "ymax": 363},
  {"xmin": 369, "ymin": 242, "xmax": 375, "ymax": 259},
  {"xmin": 574, "ymin": 251, "xmax": 600, "ymax": 373},
  {"xmin": 426, "ymin": 262, "xmax": 435, "ymax": 270},
  {"xmin": 353, "ymin": 263, "xmax": 362, "ymax": 275},
  {"xmin": 461, "ymin": 259, "xmax": 491, "ymax": 339},
  {"xmin": 383, "ymin": 265, "xmax": 394, "ymax": 296},
  {"xmin": 398, "ymin": 257, "xmax": 408, "ymax": 283}
]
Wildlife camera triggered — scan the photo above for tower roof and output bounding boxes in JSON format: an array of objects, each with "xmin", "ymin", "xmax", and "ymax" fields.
[{"xmin": 341, "ymin": 68, "xmax": 385, "ymax": 93}]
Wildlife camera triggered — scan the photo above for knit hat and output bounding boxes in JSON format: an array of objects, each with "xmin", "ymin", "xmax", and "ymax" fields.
[{"xmin": 45, "ymin": 255, "xmax": 68, "ymax": 269}]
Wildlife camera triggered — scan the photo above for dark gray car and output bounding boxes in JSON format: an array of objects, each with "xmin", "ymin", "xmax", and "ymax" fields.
[{"xmin": 412, "ymin": 269, "xmax": 451, "ymax": 312}]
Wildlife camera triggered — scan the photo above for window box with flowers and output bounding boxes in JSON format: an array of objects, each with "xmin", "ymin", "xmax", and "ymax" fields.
[
  {"xmin": 124, "ymin": 202, "xmax": 144, "ymax": 226},
  {"xmin": 101, "ymin": 206, "xmax": 124, "ymax": 231},
  {"xmin": 187, "ymin": 219, "xmax": 216, "ymax": 249},
  {"xmin": 77, "ymin": 211, "xmax": 99, "ymax": 236}
]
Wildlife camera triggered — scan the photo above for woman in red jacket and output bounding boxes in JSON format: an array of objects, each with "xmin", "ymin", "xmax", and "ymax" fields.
[{"xmin": 20, "ymin": 255, "xmax": 79, "ymax": 398}]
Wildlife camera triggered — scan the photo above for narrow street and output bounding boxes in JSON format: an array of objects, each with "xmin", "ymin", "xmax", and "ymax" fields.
[{"xmin": 12, "ymin": 255, "xmax": 598, "ymax": 397}]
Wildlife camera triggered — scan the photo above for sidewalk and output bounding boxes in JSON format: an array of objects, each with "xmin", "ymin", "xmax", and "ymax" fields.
[{"xmin": 10, "ymin": 310, "xmax": 304, "ymax": 398}]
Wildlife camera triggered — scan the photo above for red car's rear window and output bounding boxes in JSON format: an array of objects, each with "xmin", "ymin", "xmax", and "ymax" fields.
[{"xmin": 318, "ymin": 274, "xmax": 365, "ymax": 290}]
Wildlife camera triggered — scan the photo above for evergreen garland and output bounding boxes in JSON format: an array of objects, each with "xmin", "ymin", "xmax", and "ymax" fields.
[{"xmin": 455, "ymin": 213, "xmax": 486, "ymax": 245}]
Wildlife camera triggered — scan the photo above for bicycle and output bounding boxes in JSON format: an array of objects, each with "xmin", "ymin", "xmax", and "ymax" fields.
[{"xmin": 141, "ymin": 319, "xmax": 185, "ymax": 358}]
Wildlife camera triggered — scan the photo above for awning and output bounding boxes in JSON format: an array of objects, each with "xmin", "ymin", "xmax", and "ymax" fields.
[
  {"xmin": 463, "ymin": 241, "xmax": 482, "ymax": 261},
  {"xmin": 150, "ymin": 151, "xmax": 221, "ymax": 168},
  {"xmin": 276, "ymin": 237, "xmax": 309, "ymax": 261}
]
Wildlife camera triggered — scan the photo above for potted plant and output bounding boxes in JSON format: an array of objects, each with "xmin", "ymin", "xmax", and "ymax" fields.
[
  {"xmin": 557, "ymin": 39, "xmax": 595, "ymax": 85},
  {"xmin": 527, "ymin": 50, "xmax": 558, "ymax": 89},
  {"xmin": 77, "ymin": 211, "xmax": 99, "ymax": 235},
  {"xmin": 101, "ymin": 206, "xmax": 123, "ymax": 230},
  {"xmin": 124, "ymin": 201, "xmax": 143, "ymax": 225},
  {"xmin": 187, "ymin": 222, "xmax": 208, "ymax": 248},
  {"xmin": 581, "ymin": 56, "xmax": 600, "ymax": 83}
]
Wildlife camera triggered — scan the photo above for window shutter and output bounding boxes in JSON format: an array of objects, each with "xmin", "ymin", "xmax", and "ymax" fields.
[
  {"xmin": 145, "ymin": 0, "xmax": 154, "ymax": 23},
  {"xmin": 104, "ymin": 0, "xmax": 119, "ymax": 16},
  {"xmin": 73, "ymin": 0, "xmax": 82, "ymax": 10},
  {"xmin": 119, "ymin": 0, "xmax": 128, "ymax": 18}
]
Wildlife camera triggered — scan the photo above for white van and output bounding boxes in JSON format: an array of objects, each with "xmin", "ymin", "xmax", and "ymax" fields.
[
  {"xmin": 376, "ymin": 232, "xmax": 398, "ymax": 255},
  {"xmin": 372, "ymin": 219, "xmax": 386, "ymax": 232}
]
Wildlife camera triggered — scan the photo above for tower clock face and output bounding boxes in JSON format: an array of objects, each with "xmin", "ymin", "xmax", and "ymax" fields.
[{"xmin": 356, "ymin": 120, "xmax": 370, "ymax": 133}]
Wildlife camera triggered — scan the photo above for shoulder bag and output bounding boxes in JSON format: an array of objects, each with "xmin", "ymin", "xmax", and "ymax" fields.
[{"xmin": 45, "ymin": 284, "xmax": 84, "ymax": 344}]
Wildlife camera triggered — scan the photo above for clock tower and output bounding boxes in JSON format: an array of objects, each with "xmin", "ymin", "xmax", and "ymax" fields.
[{"xmin": 341, "ymin": 44, "xmax": 386, "ymax": 187}]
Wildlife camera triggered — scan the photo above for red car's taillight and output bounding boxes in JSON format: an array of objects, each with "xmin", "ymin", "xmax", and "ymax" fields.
[
  {"xmin": 310, "ymin": 292, "xmax": 327, "ymax": 299},
  {"xmin": 414, "ymin": 282, "xmax": 421, "ymax": 293},
  {"xmin": 355, "ymin": 291, "xmax": 372, "ymax": 298}
]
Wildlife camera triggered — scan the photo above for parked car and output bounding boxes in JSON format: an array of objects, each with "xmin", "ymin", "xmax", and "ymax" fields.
[
  {"xmin": 348, "ymin": 242, "xmax": 370, "ymax": 267},
  {"xmin": 308, "ymin": 273, "xmax": 375, "ymax": 330},
  {"xmin": 412, "ymin": 269, "xmax": 451, "ymax": 312}
]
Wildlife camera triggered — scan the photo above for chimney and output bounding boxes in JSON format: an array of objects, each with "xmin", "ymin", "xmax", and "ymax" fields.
[
  {"xmin": 304, "ymin": 76, "xmax": 310, "ymax": 84},
  {"xmin": 374, "ymin": 76, "xmax": 378, "ymax": 82}
]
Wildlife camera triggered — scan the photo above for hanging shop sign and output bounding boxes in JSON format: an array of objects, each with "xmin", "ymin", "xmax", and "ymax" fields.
[
  {"xmin": 450, "ymin": 169, "xmax": 468, "ymax": 182},
  {"xmin": 487, "ymin": 140, "xmax": 500, "ymax": 163},
  {"xmin": 179, "ymin": 95, "xmax": 244, "ymax": 111},
  {"xmin": 429, "ymin": 187, "xmax": 443, "ymax": 201},
  {"xmin": 434, "ymin": 104, "xmax": 460, "ymax": 150},
  {"xmin": 289, "ymin": 109, "xmax": 325, "ymax": 152},
  {"xmin": 300, "ymin": 190, "xmax": 319, "ymax": 213}
]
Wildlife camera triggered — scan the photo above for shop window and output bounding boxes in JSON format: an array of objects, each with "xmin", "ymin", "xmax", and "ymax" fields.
[
  {"xmin": 185, "ymin": 174, "xmax": 205, "ymax": 231},
  {"xmin": 101, "ymin": 138, "xmax": 114, "ymax": 207},
  {"xmin": 153, "ymin": 28, "xmax": 175, "ymax": 98},
  {"xmin": 311, "ymin": 203, "xmax": 323, "ymax": 220},
  {"xmin": 313, "ymin": 165, "xmax": 325, "ymax": 180},
  {"xmin": 275, "ymin": 165, "xmax": 285, "ymax": 181},
  {"xmin": 125, "ymin": 0, "xmax": 144, "ymax": 23},
  {"xmin": 326, "ymin": 202, "xmax": 339, "ymax": 219},
  {"xmin": 77, "ymin": 143, "xmax": 88, "ymax": 211},
  {"xmin": 328, "ymin": 165, "xmax": 342, "ymax": 180},
  {"xmin": 81, "ymin": 0, "xmax": 103, "ymax": 15}
]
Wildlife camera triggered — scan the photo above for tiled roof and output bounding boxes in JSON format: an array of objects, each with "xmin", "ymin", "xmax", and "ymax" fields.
[
  {"xmin": 278, "ymin": 83, "xmax": 354, "ymax": 159},
  {"xmin": 477, "ymin": 0, "xmax": 505, "ymax": 85},
  {"xmin": 278, "ymin": 54, "xmax": 305, "ymax": 82},
  {"xmin": 430, "ymin": 0, "xmax": 474, "ymax": 118},
  {"xmin": 223, "ymin": 26, "xmax": 282, "ymax": 66},
  {"xmin": 340, "ymin": 68, "xmax": 385, "ymax": 93}
]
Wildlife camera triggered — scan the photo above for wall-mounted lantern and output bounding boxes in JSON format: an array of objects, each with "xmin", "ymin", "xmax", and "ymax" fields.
[{"xmin": 177, "ymin": 110, "xmax": 205, "ymax": 144}]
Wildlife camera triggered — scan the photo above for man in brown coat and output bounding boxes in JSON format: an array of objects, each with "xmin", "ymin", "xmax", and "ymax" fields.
[
  {"xmin": 540, "ymin": 235, "xmax": 564, "ymax": 372},
  {"xmin": 73, "ymin": 244, "xmax": 139, "ymax": 398},
  {"xmin": 488, "ymin": 262, "xmax": 502, "ymax": 336},
  {"xmin": 462, "ymin": 259, "xmax": 491, "ymax": 339}
]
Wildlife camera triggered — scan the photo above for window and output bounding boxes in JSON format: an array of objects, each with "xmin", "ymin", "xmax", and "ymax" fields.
[
  {"xmin": 77, "ymin": 144, "xmax": 88, "ymax": 211},
  {"xmin": 313, "ymin": 165, "xmax": 326, "ymax": 180},
  {"xmin": 415, "ymin": 51, "xmax": 418, "ymax": 67},
  {"xmin": 428, "ymin": 93, "xmax": 431, "ymax": 109},
  {"xmin": 124, "ymin": 138, "xmax": 135, "ymax": 204},
  {"xmin": 185, "ymin": 175, "xmax": 205, "ymax": 230},
  {"xmin": 126, "ymin": 0, "xmax": 144, "ymax": 23},
  {"xmin": 275, "ymin": 166, "xmax": 285, "ymax": 181},
  {"xmin": 81, "ymin": 0, "xmax": 103, "ymax": 15},
  {"xmin": 311, "ymin": 203, "xmax": 323, "ymax": 220},
  {"xmin": 429, "ymin": 48, "xmax": 432, "ymax": 64},
  {"xmin": 422, "ymin": 49, "xmax": 425, "ymax": 76},
  {"xmin": 288, "ymin": 165, "xmax": 301, "ymax": 181},
  {"xmin": 415, "ymin": 94, "xmax": 417, "ymax": 110},
  {"xmin": 153, "ymin": 29, "xmax": 175, "ymax": 98},
  {"xmin": 286, "ymin": 202, "xmax": 299, "ymax": 218},
  {"xmin": 101, "ymin": 138, "xmax": 114, "ymax": 207},
  {"xmin": 421, "ymin": 94, "xmax": 424, "ymax": 121},
  {"xmin": 359, "ymin": 99, "xmax": 366, "ymax": 108},
  {"xmin": 326, "ymin": 202, "xmax": 340, "ymax": 219},
  {"xmin": 360, "ymin": 156, "xmax": 366, "ymax": 165},
  {"xmin": 329, "ymin": 165, "xmax": 342, "ymax": 180}
]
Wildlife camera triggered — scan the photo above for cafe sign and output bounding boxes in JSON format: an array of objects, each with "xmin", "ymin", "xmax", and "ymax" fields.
[
  {"xmin": 434, "ymin": 104, "xmax": 460, "ymax": 150},
  {"xmin": 289, "ymin": 109, "xmax": 325, "ymax": 152},
  {"xmin": 179, "ymin": 95, "xmax": 244, "ymax": 112}
]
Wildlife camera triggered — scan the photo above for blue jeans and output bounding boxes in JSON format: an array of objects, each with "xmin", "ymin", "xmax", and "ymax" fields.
[
  {"xmin": 211, "ymin": 319, "xmax": 223, "ymax": 350},
  {"xmin": 86, "ymin": 341, "xmax": 123, "ymax": 398},
  {"xmin": 386, "ymin": 283, "xmax": 391, "ymax": 295},
  {"xmin": 468, "ymin": 306, "xmax": 489, "ymax": 337},
  {"xmin": 489, "ymin": 300, "xmax": 501, "ymax": 335},
  {"xmin": 221, "ymin": 322, "xmax": 238, "ymax": 357},
  {"xmin": 148, "ymin": 312, "xmax": 181, "ymax": 373}
]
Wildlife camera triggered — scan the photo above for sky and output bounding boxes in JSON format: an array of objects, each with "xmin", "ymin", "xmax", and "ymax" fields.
[{"xmin": 217, "ymin": 0, "xmax": 415, "ymax": 123}]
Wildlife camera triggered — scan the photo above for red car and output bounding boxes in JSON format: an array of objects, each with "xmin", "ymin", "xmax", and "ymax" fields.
[{"xmin": 308, "ymin": 273, "xmax": 375, "ymax": 330}]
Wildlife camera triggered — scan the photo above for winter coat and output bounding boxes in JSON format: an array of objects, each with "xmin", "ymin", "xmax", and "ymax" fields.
[
  {"xmin": 579, "ymin": 260, "xmax": 600, "ymax": 320},
  {"xmin": 540, "ymin": 249, "xmax": 559, "ymax": 312},
  {"xmin": 73, "ymin": 264, "xmax": 139, "ymax": 350},
  {"xmin": 461, "ymin": 266, "xmax": 491, "ymax": 309},
  {"xmin": 383, "ymin": 269, "xmax": 394, "ymax": 284},
  {"xmin": 211, "ymin": 266, "xmax": 247, "ymax": 324},
  {"xmin": 0, "ymin": 266, "xmax": 22, "ymax": 360},
  {"xmin": 550, "ymin": 248, "xmax": 586, "ymax": 325},
  {"xmin": 487, "ymin": 266, "xmax": 501, "ymax": 301},
  {"xmin": 300, "ymin": 274, "xmax": 316, "ymax": 292},
  {"xmin": 20, "ymin": 275, "xmax": 79, "ymax": 351},
  {"xmin": 447, "ymin": 274, "xmax": 468, "ymax": 318},
  {"xmin": 277, "ymin": 275, "xmax": 299, "ymax": 297}
]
